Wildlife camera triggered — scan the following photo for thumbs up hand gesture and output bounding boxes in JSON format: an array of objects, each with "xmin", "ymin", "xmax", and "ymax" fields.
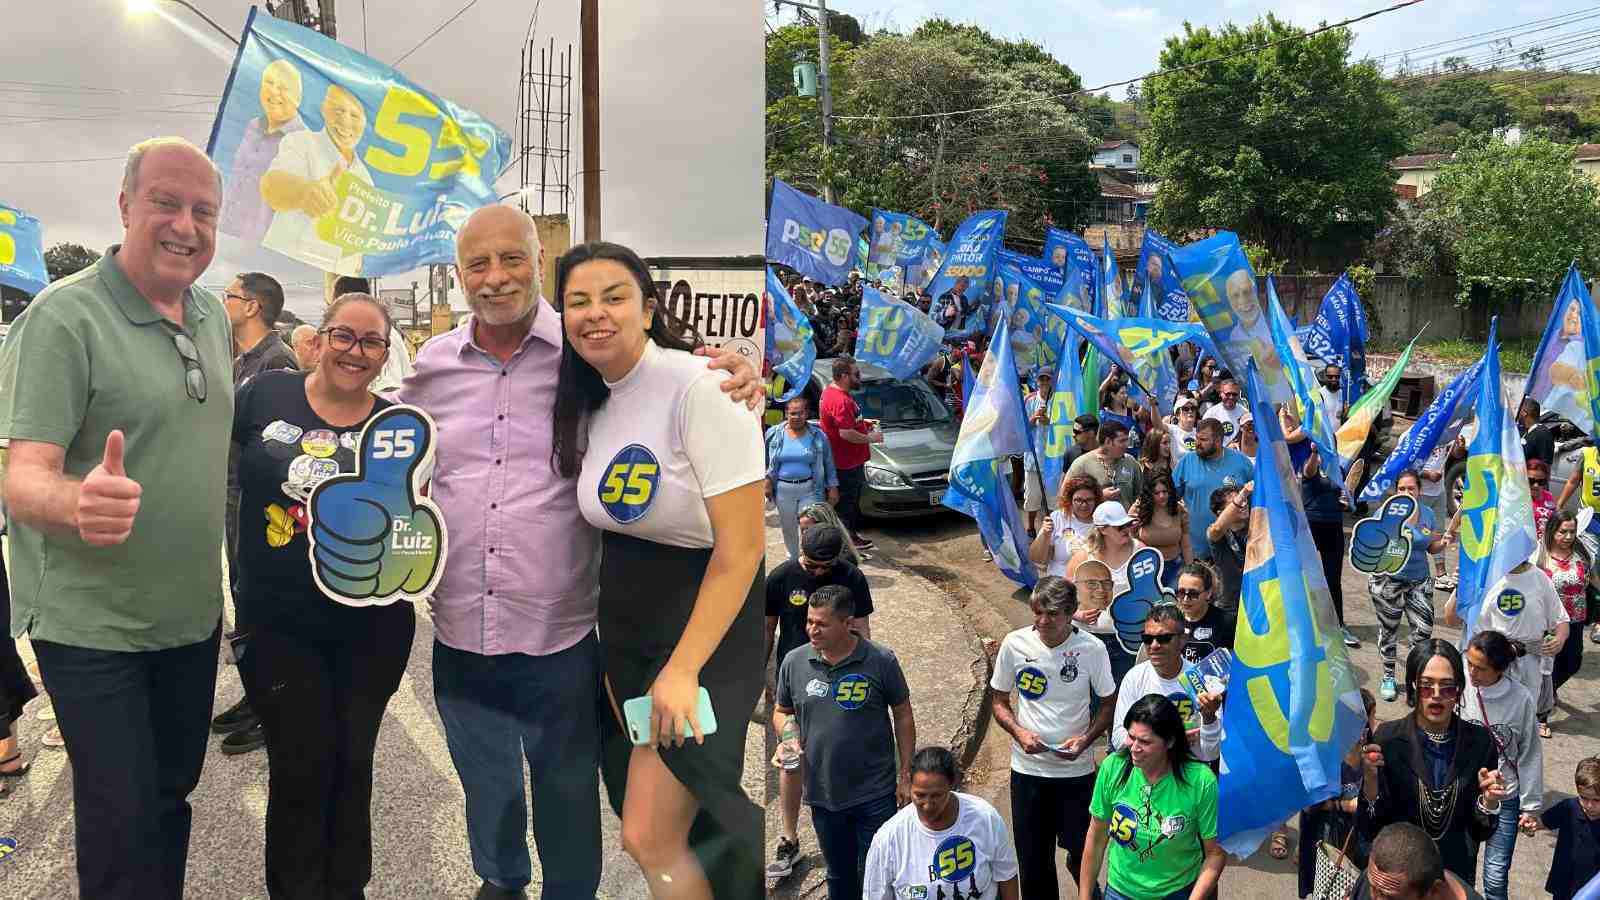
[
  {"xmin": 1350, "ymin": 494, "xmax": 1417, "ymax": 575},
  {"xmin": 1111, "ymin": 546, "xmax": 1173, "ymax": 654},
  {"xmin": 302, "ymin": 159, "xmax": 346, "ymax": 218},
  {"xmin": 307, "ymin": 406, "xmax": 446, "ymax": 605},
  {"xmin": 78, "ymin": 430, "xmax": 141, "ymax": 546}
]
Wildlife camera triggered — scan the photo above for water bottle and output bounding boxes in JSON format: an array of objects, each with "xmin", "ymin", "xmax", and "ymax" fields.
[{"xmin": 777, "ymin": 719, "xmax": 802, "ymax": 770}]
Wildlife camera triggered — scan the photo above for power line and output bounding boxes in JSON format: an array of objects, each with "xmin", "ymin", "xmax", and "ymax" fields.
[
  {"xmin": 392, "ymin": 0, "xmax": 482, "ymax": 67},
  {"xmin": 833, "ymin": 0, "xmax": 1429, "ymax": 123},
  {"xmin": 0, "ymin": 156, "xmax": 124, "ymax": 165}
]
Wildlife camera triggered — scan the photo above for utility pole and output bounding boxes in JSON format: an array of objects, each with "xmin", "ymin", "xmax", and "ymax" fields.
[
  {"xmin": 580, "ymin": 0, "xmax": 601, "ymax": 241},
  {"xmin": 779, "ymin": 0, "xmax": 836, "ymax": 203}
]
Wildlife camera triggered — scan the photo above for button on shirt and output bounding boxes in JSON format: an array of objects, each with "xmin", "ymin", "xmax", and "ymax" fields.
[{"xmin": 397, "ymin": 303, "xmax": 599, "ymax": 657}]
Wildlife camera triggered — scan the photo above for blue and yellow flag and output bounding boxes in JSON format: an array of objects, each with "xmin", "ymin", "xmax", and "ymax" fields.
[
  {"xmin": 995, "ymin": 262, "xmax": 1066, "ymax": 376},
  {"xmin": 1359, "ymin": 360, "xmax": 1483, "ymax": 503},
  {"xmin": 1267, "ymin": 277, "xmax": 1342, "ymax": 484},
  {"xmin": 928, "ymin": 210, "xmax": 1008, "ymax": 323},
  {"xmin": 1169, "ymin": 233, "xmax": 1296, "ymax": 412},
  {"xmin": 1457, "ymin": 319, "xmax": 1539, "ymax": 629},
  {"xmin": 764, "ymin": 267, "xmax": 815, "ymax": 403},
  {"xmin": 1523, "ymin": 262, "xmax": 1600, "ymax": 436},
  {"xmin": 1099, "ymin": 235, "xmax": 1132, "ymax": 319},
  {"xmin": 944, "ymin": 314, "xmax": 1037, "ymax": 587},
  {"xmin": 1040, "ymin": 325, "xmax": 1086, "ymax": 494},
  {"xmin": 1043, "ymin": 304, "xmax": 1212, "ymax": 398},
  {"xmin": 0, "ymin": 203, "xmax": 48, "ymax": 296},
  {"xmin": 854, "ymin": 286, "xmax": 945, "ymax": 380},
  {"xmin": 1217, "ymin": 361, "xmax": 1366, "ymax": 856}
]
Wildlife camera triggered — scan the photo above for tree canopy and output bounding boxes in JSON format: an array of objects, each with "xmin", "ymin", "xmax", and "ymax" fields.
[
  {"xmin": 765, "ymin": 18, "xmax": 1099, "ymax": 241},
  {"xmin": 1142, "ymin": 14, "xmax": 1409, "ymax": 263},
  {"xmin": 44, "ymin": 243, "xmax": 100, "ymax": 282}
]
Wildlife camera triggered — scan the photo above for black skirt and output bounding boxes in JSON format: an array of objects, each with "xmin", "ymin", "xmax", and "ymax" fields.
[
  {"xmin": 596, "ymin": 531, "xmax": 765, "ymax": 900},
  {"xmin": 0, "ymin": 544, "xmax": 39, "ymax": 731}
]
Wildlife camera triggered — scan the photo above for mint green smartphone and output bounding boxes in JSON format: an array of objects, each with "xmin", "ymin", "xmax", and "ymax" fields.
[{"xmin": 623, "ymin": 688, "xmax": 719, "ymax": 746}]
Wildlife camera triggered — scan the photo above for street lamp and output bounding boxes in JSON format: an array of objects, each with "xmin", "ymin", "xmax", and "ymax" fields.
[{"xmin": 128, "ymin": 0, "xmax": 241, "ymax": 47}]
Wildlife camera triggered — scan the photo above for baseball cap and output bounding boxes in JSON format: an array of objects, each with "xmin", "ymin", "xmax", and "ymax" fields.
[
  {"xmin": 1092, "ymin": 501, "xmax": 1135, "ymax": 528},
  {"xmin": 1176, "ymin": 396, "xmax": 1199, "ymax": 411},
  {"xmin": 801, "ymin": 524, "xmax": 845, "ymax": 564}
]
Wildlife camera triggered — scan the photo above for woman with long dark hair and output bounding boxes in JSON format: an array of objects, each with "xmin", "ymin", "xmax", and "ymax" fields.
[
  {"xmin": 1079, "ymin": 694, "xmax": 1225, "ymax": 900},
  {"xmin": 551, "ymin": 241, "xmax": 767, "ymax": 899},
  {"xmin": 1356, "ymin": 640, "xmax": 1507, "ymax": 885},
  {"xmin": 1460, "ymin": 630, "xmax": 1543, "ymax": 900},
  {"xmin": 1132, "ymin": 470, "xmax": 1190, "ymax": 591}
]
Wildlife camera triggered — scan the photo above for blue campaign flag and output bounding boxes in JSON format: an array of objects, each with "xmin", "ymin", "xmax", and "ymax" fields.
[
  {"xmin": 1359, "ymin": 359, "xmax": 1484, "ymax": 503},
  {"xmin": 765, "ymin": 178, "xmax": 869, "ymax": 287},
  {"xmin": 207, "ymin": 8, "xmax": 511, "ymax": 277},
  {"xmin": 1040, "ymin": 333, "xmax": 1085, "ymax": 495},
  {"xmin": 854, "ymin": 285, "xmax": 945, "ymax": 380},
  {"xmin": 1100, "ymin": 234, "xmax": 1133, "ymax": 320},
  {"xmin": 996, "ymin": 248, "xmax": 1066, "ymax": 294},
  {"xmin": 944, "ymin": 314, "xmax": 1037, "ymax": 587},
  {"xmin": 1217, "ymin": 360, "xmax": 1366, "ymax": 857},
  {"xmin": 928, "ymin": 210, "xmax": 1007, "ymax": 320},
  {"xmin": 1044, "ymin": 304, "xmax": 1211, "ymax": 399},
  {"xmin": 1268, "ymin": 277, "xmax": 1343, "ymax": 486},
  {"xmin": 1304, "ymin": 273, "xmax": 1368, "ymax": 407},
  {"xmin": 864, "ymin": 209, "xmax": 945, "ymax": 290},
  {"xmin": 1523, "ymin": 262, "xmax": 1600, "ymax": 435},
  {"xmin": 996, "ymin": 262, "xmax": 1066, "ymax": 376},
  {"xmin": 0, "ymin": 203, "xmax": 48, "ymax": 296},
  {"xmin": 1133, "ymin": 230, "xmax": 1190, "ymax": 323},
  {"xmin": 1456, "ymin": 320, "xmax": 1539, "ymax": 630},
  {"xmin": 765, "ymin": 268, "xmax": 816, "ymax": 403},
  {"xmin": 1044, "ymin": 227, "xmax": 1097, "ymax": 294},
  {"xmin": 1056, "ymin": 254, "xmax": 1096, "ymax": 315}
]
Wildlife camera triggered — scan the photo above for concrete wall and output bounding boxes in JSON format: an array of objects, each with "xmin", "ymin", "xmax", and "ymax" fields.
[{"xmin": 1268, "ymin": 274, "xmax": 1561, "ymax": 344}]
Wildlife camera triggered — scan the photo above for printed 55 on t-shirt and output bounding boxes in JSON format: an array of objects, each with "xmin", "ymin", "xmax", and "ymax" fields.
[
  {"xmin": 862, "ymin": 792, "xmax": 1019, "ymax": 900},
  {"xmin": 989, "ymin": 625, "xmax": 1114, "ymax": 778}
]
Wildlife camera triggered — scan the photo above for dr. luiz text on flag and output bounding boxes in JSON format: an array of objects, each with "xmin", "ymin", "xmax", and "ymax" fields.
[
  {"xmin": 853, "ymin": 286, "xmax": 945, "ymax": 380},
  {"xmin": 1214, "ymin": 360, "xmax": 1366, "ymax": 857},
  {"xmin": 207, "ymin": 8, "xmax": 511, "ymax": 277},
  {"xmin": 0, "ymin": 202, "xmax": 49, "ymax": 296},
  {"xmin": 942, "ymin": 314, "xmax": 1037, "ymax": 587},
  {"xmin": 765, "ymin": 267, "xmax": 816, "ymax": 403},
  {"xmin": 1455, "ymin": 318, "xmax": 1539, "ymax": 630}
]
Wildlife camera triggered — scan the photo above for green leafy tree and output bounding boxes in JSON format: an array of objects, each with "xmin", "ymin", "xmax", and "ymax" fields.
[
  {"xmin": 44, "ymin": 243, "xmax": 100, "ymax": 282},
  {"xmin": 765, "ymin": 18, "xmax": 1099, "ymax": 241},
  {"xmin": 1425, "ymin": 134, "xmax": 1600, "ymax": 314},
  {"xmin": 1142, "ymin": 14, "xmax": 1410, "ymax": 262}
]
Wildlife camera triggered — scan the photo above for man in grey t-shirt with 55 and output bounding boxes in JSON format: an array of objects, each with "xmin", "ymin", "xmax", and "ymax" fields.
[{"xmin": 774, "ymin": 584, "xmax": 915, "ymax": 900}]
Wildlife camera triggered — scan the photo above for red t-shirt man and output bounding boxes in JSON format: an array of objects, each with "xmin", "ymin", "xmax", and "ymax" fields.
[{"xmin": 820, "ymin": 381, "xmax": 871, "ymax": 471}]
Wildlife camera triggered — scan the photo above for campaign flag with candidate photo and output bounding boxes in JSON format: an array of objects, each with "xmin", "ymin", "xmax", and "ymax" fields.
[
  {"xmin": 1523, "ymin": 262, "xmax": 1600, "ymax": 436},
  {"xmin": 0, "ymin": 203, "xmax": 48, "ymax": 296},
  {"xmin": 864, "ymin": 209, "xmax": 944, "ymax": 287},
  {"xmin": 1456, "ymin": 320, "xmax": 1539, "ymax": 630},
  {"xmin": 1216, "ymin": 360, "xmax": 1366, "ymax": 856},
  {"xmin": 765, "ymin": 267, "xmax": 815, "ymax": 403},
  {"xmin": 1268, "ymin": 277, "xmax": 1342, "ymax": 486},
  {"xmin": 997, "ymin": 248, "xmax": 1066, "ymax": 294},
  {"xmin": 1100, "ymin": 234, "xmax": 1132, "ymax": 320},
  {"xmin": 1304, "ymin": 273, "xmax": 1369, "ymax": 407},
  {"xmin": 944, "ymin": 314, "xmax": 1037, "ymax": 587},
  {"xmin": 207, "ymin": 8, "xmax": 511, "ymax": 277},
  {"xmin": 1169, "ymin": 232, "xmax": 1297, "ymax": 412},
  {"xmin": 1134, "ymin": 230, "xmax": 1189, "ymax": 323},
  {"xmin": 1044, "ymin": 226, "xmax": 1097, "ymax": 292},
  {"xmin": 854, "ymin": 285, "xmax": 945, "ymax": 380},
  {"xmin": 995, "ymin": 261, "xmax": 1065, "ymax": 375},
  {"xmin": 927, "ymin": 210, "xmax": 1008, "ymax": 322},
  {"xmin": 766, "ymin": 179, "xmax": 869, "ymax": 287}
]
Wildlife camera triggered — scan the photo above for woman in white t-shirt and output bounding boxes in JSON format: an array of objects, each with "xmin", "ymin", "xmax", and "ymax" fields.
[
  {"xmin": 552, "ymin": 241, "xmax": 767, "ymax": 899},
  {"xmin": 1030, "ymin": 474, "xmax": 1101, "ymax": 577},
  {"xmin": 1066, "ymin": 501, "xmax": 1150, "ymax": 685},
  {"xmin": 863, "ymin": 746, "xmax": 1021, "ymax": 900}
]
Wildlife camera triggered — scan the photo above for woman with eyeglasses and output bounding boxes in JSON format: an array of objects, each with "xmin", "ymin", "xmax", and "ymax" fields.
[
  {"xmin": 1366, "ymin": 469, "xmax": 1447, "ymax": 703},
  {"xmin": 230, "ymin": 292, "xmax": 416, "ymax": 898},
  {"xmin": 1459, "ymin": 630, "xmax": 1543, "ymax": 900},
  {"xmin": 1528, "ymin": 459, "xmax": 1557, "ymax": 539},
  {"xmin": 1066, "ymin": 500, "xmax": 1150, "ymax": 685},
  {"xmin": 1079, "ymin": 693, "xmax": 1224, "ymax": 900},
  {"xmin": 1357, "ymin": 640, "xmax": 1506, "ymax": 886},
  {"xmin": 1536, "ymin": 510, "xmax": 1585, "ymax": 738},
  {"xmin": 1133, "ymin": 471, "xmax": 1190, "ymax": 591},
  {"xmin": 1031, "ymin": 474, "xmax": 1100, "ymax": 577},
  {"xmin": 551, "ymin": 242, "xmax": 766, "ymax": 899}
]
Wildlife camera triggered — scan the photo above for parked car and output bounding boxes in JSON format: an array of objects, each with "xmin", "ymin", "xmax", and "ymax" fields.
[
  {"xmin": 779, "ymin": 358, "xmax": 958, "ymax": 519},
  {"xmin": 1443, "ymin": 415, "xmax": 1589, "ymax": 519}
]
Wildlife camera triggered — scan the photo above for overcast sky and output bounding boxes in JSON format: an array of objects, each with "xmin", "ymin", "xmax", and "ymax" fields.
[
  {"xmin": 789, "ymin": 0, "xmax": 1556, "ymax": 90},
  {"xmin": 2, "ymin": 0, "xmax": 761, "ymax": 323}
]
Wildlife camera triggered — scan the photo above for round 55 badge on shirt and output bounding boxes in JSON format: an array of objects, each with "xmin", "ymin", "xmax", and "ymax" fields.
[
  {"xmin": 1015, "ymin": 666, "xmax": 1049, "ymax": 700},
  {"xmin": 598, "ymin": 443, "xmax": 661, "ymax": 524},
  {"xmin": 1497, "ymin": 590, "xmax": 1525, "ymax": 616},
  {"xmin": 928, "ymin": 834, "xmax": 977, "ymax": 883},
  {"xmin": 788, "ymin": 589, "xmax": 808, "ymax": 607},
  {"xmin": 834, "ymin": 673, "xmax": 870, "ymax": 709}
]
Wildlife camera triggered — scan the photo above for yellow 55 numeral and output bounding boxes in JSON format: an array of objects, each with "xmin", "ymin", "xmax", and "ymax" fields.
[
  {"xmin": 364, "ymin": 86, "xmax": 492, "ymax": 181},
  {"xmin": 935, "ymin": 840, "xmax": 974, "ymax": 877},
  {"xmin": 600, "ymin": 463, "xmax": 656, "ymax": 505},
  {"xmin": 0, "ymin": 209, "xmax": 17, "ymax": 266}
]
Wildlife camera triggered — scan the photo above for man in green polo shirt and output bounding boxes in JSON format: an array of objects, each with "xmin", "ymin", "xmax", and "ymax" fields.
[{"xmin": 0, "ymin": 136, "xmax": 234, "ymax": 900}]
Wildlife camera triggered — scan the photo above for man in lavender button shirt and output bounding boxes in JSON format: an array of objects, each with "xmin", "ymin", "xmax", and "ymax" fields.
[
  {"xmin": 399, "ymin": 206, "xmax": 761, "ymax": 900},
  {"xmin": 219, "ymin": 60, "xmax": 305, "ymax": 244}
]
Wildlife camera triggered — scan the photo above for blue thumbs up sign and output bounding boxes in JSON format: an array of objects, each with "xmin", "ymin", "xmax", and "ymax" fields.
[
  {"xmin": 1349, "ymin": 494, "xmax": 1418, "ymax": 576},
  {"xmin": 307, "ymin": 405, "xmax": 447, "ymax": 606},
  {"xmin": 1112, "ymin": 546, "xmax": 1173, "ymax": 654}
]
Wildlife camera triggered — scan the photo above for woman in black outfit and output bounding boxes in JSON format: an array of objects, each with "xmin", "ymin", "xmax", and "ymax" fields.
[
  {"xmin": 232, "ymin": 293, "xmax": 416, "ymax": 898},
  {"xmin": 1356, "ymin": 640, "xmax": 1506, "ymax": 885},
  {"xmin": 1302, "ymin": 446, "xmax": 1359, "ymax": 647},
  {"xmin": 0, "ymin": 539, "xmax": 40, "ymax": 794}
]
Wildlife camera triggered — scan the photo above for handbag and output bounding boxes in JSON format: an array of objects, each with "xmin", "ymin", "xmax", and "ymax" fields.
[{"xmin": 1313, "ymin": 818, "xmax": 1360, "ymax": 900}]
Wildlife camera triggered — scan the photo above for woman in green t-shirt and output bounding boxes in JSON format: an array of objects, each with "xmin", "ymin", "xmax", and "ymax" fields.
[{"xmin": 1079, "ymin": 694, "xmax": 1225, "ymax": 900}]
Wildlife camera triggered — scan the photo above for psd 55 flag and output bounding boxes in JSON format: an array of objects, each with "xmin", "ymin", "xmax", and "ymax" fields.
[{"xmin": 207, "ymin": 8, "xmax": 511, "ymax": 276}]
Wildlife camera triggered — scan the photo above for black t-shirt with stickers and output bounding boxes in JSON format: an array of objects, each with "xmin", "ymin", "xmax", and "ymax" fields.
[
  {"xmin": 232, "ymin": 370, "xmax": 392, "ymax": 634},
  {"xmin": 765, "ymin": 558, "xmax": 874, "ymax": 665},
  {"xmin": 1181, "ymin": 604, "xmax": 1236, "ymax": 666}
]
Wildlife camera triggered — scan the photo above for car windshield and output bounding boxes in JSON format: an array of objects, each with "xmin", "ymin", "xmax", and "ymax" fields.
[{"xmin": 854, "ymin": 378, "xmax": 951, "ymax": 427}]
